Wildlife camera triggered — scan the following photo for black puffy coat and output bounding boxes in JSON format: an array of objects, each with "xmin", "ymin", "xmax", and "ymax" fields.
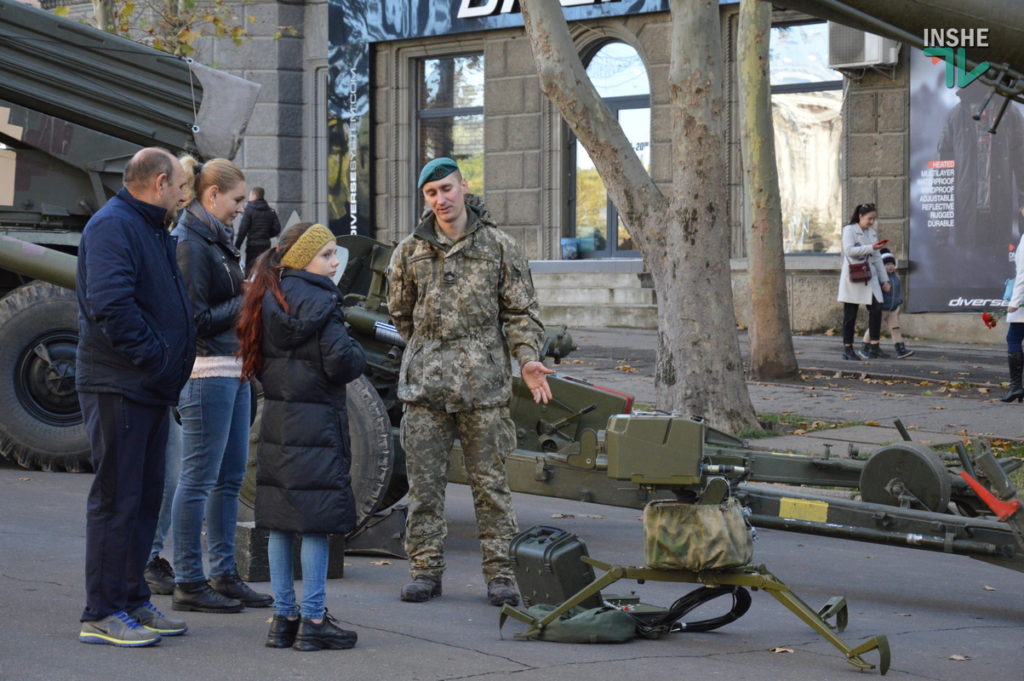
[
  {"xmin": 235, "ymin": 199, "xmax": 281, "ymax": 252},
  {"xmin": 172, "ymin": 208, "xmax": 245, "ymax": 357},
  {"xmin": 255, "ymin": 270, "xmax": 367, "ymax": 534}
]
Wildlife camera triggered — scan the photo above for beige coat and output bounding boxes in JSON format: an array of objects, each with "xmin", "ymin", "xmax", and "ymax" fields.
[{"xmin": 837, "ymin": 223, "xmax": 889, "ymax": 305}]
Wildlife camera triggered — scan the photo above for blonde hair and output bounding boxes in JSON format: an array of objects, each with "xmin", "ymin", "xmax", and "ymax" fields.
[{"xmin": 178, "ymin": 155, "xmax": 245, "ymax": 205}]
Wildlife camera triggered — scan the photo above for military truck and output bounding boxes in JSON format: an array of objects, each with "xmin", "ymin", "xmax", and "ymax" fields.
[{"xmin": 0, "ymin": 0, "xmax": 259, "ymax": 471}]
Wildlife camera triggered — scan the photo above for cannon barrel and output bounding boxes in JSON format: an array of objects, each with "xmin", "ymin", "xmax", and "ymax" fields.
[{"xmin": 0, "ymin": 235, "xmax": 77, "ymax": 291}]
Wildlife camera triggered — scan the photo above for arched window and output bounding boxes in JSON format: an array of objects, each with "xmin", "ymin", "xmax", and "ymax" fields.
[{"xmin": 569, "ymin": 41, "xmax": 649, "ymax": 259}]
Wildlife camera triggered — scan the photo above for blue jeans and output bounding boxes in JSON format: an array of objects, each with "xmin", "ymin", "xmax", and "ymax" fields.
[
  {"xmin": 268, "ymin": 532, "xmax": 328, "ymax": 620},
  {"xmin": 149, "ymin": 412, "xmax": 182, "ymax": 562},
  {"xmin": 171, "ymin": 377, "xmax": 251, "ymax": 583}
]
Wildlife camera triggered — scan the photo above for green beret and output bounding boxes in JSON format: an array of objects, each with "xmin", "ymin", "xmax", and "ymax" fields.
[{"xmin": 418, "ymin": 157, "xmax": 460, "ymax": 189}]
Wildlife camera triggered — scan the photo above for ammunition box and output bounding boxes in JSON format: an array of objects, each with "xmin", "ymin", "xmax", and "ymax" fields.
[
  {"xmin": 509, "ymin": 526, "xmax": 602, "ymax": 609},
  {"xmin": 605, "ymin": 413, "xmax": 705, "ymax": 485}
]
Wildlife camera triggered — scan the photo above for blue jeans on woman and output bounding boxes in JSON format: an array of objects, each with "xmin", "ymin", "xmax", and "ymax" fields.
[
  {"xmin": 171, "ymin": 377, "xmax": 251, "ymax": 583},
  {"xmin": 149, "ymin": 413, "xmax": 182, "ymax": 562},
  {"xmin": 268, "ymin": 532, "xmax": 329, "ymax": 620}
]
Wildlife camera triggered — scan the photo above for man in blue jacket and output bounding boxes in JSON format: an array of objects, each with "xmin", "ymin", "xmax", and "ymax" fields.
[{"xmin": 76, "ymin": 147, "xmax": 197, "ymax": 647}]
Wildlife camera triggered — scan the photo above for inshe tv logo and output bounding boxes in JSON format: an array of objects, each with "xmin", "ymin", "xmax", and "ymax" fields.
[{"xmin": 923, "ymin": 28, "xmax": 991, "ymax": 88}]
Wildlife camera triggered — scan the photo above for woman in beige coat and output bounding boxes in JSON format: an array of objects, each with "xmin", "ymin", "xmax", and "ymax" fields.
[{"xmin": 837, "ymin": 203, "xmax": 890, "ymax": 360}]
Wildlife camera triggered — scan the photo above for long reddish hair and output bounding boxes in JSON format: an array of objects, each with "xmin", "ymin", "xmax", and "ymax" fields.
[{"xmin": 237, "ymin": 222, "xmax": 318, "ymax": 379}]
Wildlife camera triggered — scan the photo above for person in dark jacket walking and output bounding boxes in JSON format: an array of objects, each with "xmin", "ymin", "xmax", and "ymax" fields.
[
  {"xmin": 76, "ymin": 147, "xmax": 195, "ymax": 647},
  {"xmin": 237, "ymin": 222, "xmax": 366, "ymax": 651},
  {"xmin": 169, "ymin": 156, "xmax": 272, "ymax": 614},
  {"xmin": 235, "ymin": 186, "xmax": 281, "ymax": 276}
]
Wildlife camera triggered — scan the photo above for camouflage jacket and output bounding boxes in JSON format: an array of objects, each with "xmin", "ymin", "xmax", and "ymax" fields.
[{"xmin": 387, "ymin": 202, "xmax": 544, "ymax": 412}]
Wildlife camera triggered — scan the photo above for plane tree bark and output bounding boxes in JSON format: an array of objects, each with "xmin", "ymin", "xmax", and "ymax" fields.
[
  {"xmin": 521, "ymin": 0, "xmax": 759, "ymax": 432},
  {"xmin": 738, "ymin": 0, "xmax": 799, "ymax": 380}
]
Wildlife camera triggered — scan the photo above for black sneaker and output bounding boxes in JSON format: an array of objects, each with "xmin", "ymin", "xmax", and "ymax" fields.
[
  {"xmin": 209, "ymin": 570, "xmax": 273, "ymax": 608},
  {"xmin": 144, "ymin": 556, "xmax": 175, "ymax": 596},
  {"xmin": 265, "ymin": 614, "xmax": 300, "ymax": 649},
  {"xmin": 293, "ymin": 610, "xmax": 357, "ymax": 651},
  {"xmin": 128, "ymin": 601, "xmax": 187, "ymax": 636},
  {"xmin": 486, "ymin": 577, "xmax": 520, "ymax": 607},
  {"xmin": 399, "ymin": 576, "xmax": 442, "ymax": 602},
  {"xmin": 172, "ymin": 580, "xmax": 244, "ymax": 613},
  {"xmin": 895, "ymin": 342, "xmax": 914, "ymax": 359}
]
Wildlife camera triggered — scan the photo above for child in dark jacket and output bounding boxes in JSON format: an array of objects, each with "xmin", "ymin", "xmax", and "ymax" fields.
[
  {"xmin": 861, "ymin": 250, "xmax": 913, "ymax": 359},
  {"xmin": 237, "ymin": 222, "xmax": 366, "ymax": 651}
]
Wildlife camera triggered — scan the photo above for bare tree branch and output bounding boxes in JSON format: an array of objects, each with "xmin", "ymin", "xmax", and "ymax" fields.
[{"xmin": 520, "ymin": 0, "xmax": 666, "ymax": 251}]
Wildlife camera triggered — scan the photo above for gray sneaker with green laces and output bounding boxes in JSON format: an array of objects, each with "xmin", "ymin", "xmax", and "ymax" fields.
[
  {"xmin": 128, "ymin": 601, "xmax": 188, "ymax": 636},
  {"xmin": 79, "ymin": 610, "xmax": 161, "ymax": 647}
]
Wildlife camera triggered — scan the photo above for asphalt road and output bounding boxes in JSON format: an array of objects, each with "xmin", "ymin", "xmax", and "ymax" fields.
[{"xmin": 1, "ymin": 463, "xmax": 1021, "ymax": 681}]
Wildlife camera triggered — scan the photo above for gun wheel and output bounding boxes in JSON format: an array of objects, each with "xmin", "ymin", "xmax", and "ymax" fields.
[
  {"xmin": 859, "ymin": 442, "xmax": 951, "ymax": 512},
  {"xmin": 0, "ymin": 282, "xmax": 90, "ymax": 472}
]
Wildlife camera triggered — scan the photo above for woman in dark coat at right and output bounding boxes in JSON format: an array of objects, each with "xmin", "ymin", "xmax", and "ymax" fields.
[{"xmin": 236, "ymin": 222, "xmax": 366, "ymax": 651}]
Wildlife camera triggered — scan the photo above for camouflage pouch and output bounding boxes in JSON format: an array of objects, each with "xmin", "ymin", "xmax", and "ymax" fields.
[{"xmin": 643, "ymin": 498, "xmax": 753, "ymax": 571}]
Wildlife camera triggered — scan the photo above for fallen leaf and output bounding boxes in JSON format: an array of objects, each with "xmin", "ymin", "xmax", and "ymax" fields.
[
  {"xmin": 823, "ymin": 328, "xmax": 836, "ymax": 336},
  {"xmin": 865, "ymin": 420, "xmax": 881, "ymax": 427},
  {"xmin": 18, "ymin": 477, "xmax": 31, "ymax": 481},
  {"xmin": 930, "ymin": 371, "xmax": 942, "ymax": 375},
  {"xmin": 792, "ymin": 429, "xmax": 807, "ymax": 435},
  {"xmin": 614, "ymin": 364, "xmax": 637, "ymax": 373},
  {"xmin": 551, "ymin": 513, "xmax": 575, "ymax": 519},
  {"xmin": 770, "ymin": 647, "xmax": 795, "ymax": 654},
  {"xmin": 919, "ymin": 380, "xmax": 931, "ymax": 386},
  {"xmin": 369, "ymin": 560, "xmax": 392, "ymax": 566},
  {"xmin": 930, "ymin": 406, "xmax": 945, "ymax": 410},
  {"xmin": 949, "ymin": 654, "xmax": 971, "ymax": 662},
  {"xmin": 978, "ymin": 388, "xmax": 990, "ymax": 394},
  {"xmin": 983, "ymin": 585, "xmax": 996, "ymax": 591},
  {"xmin": 581, "ymin": 514, "xmax": 605, "ymax": 519},
  {"xmin": 906, "ymin": 425, "xmax": 921, "ymax": 430}
]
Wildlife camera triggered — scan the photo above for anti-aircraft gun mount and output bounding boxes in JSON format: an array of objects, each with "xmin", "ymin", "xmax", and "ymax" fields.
[
  {"xmin": 0, "ymin": 0, "xmax": 259, "ymax": 471},
  {"xmin": 499, "ymin": 412, "xmax": 891, "ymax": 675}
]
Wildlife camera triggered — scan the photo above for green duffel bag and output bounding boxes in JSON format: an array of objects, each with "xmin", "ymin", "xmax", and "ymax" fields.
[
  {"xmin": 523, "ymin": 605, "xmax": 636, "ymax": 644},
  {"xmin": 643, "ymin": 498, "xmax": 753, "ymax": 571}
]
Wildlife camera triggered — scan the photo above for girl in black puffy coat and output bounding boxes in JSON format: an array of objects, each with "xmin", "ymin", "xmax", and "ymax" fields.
[{"xmin": 237, "ymin": 222, "xmax": 366, "ymax": 651}]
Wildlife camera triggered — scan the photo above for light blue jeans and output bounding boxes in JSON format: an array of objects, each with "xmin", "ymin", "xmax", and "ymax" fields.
[
  {"xmin": 149, "ymin": 412, "xmax": 182, "ymax": 562},
  {"xmin": 268, "ymin": 532, "xmax": 329, "ymax": 620},
  {"xmin": 171, "ymin": 377, "xmax": 251, "ymax": 583}
]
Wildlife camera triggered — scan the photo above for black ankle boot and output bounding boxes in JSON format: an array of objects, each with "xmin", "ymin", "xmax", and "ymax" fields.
[
  {"xmin": 842, "ymin": 345, "xmax": 861, "ymax": 361},
  {"xmin": 1000, "ymin": 351, "xmax": 1024, "ymax": 402},
  {"xmin": 172, "ymin": 580, "xmax": 244, "ymax": 613}
]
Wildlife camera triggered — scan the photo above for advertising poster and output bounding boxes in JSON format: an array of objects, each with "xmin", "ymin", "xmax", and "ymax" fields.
[{"xmin": 908, "ymin": 49, "xmax": 1024, "ymax": 312}]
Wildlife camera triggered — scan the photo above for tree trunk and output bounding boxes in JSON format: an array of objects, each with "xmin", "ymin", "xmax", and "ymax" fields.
[
  {"xmin": 91, "ymin": 0, "xmax": 115, "ymax": 31},
  {"xmin": 521, "ymin": 0, "xmax": 758, "ymax": 432},
  {"xmin": 737, "ymin": 0, "xmax": 798, "ymax": 380}
]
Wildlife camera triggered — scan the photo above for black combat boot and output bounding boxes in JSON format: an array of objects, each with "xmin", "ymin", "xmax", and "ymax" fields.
[
  {"xmin": 894, "ymin": 342, "xmax": 914, "ymax": 359},
  {"xmin": 265, "ymin": 614, "xmax": 300, "ymax": 648},
  {"xmin": 292, "ymin": 610, "xmax": 357, "ymax": 651},
  {"xmin": 399, "ymin": 576, "xmax": 442, "ymax": 602},
  {"xmin": 486, "ymin": 577, "xmax": 519, "ymax": 607},
  {"xmin": 842, "ymin": 345, "xmax": 861, "ymax": 361},
  {"xmin": 209, "ymin": 570, "xmax": 273, "ymax": 607},
  {"xmin": 172, "ymin": 580, "xmax": 244, "ymax": 613},
  {"xmin": 1000, "ymin": 352, "xmax": 1024, "ymax": 403}
]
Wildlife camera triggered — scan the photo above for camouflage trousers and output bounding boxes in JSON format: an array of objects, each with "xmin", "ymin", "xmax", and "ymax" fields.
[{"xmin": 401, "ymin": 404, "xmax": 518, "ymax": 582}]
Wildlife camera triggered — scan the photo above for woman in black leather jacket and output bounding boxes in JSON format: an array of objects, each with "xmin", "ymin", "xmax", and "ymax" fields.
[{"xmin": 168, "ymin": 156, "xmax": 271, "ymax": 614}]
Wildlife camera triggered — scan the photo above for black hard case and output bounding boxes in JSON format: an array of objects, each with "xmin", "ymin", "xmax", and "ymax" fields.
[{"xmin": 509, "ymin": 526, "xmax": 603, "ymax": 609}]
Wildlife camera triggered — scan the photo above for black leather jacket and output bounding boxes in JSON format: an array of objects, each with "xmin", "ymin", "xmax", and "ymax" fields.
[{"xmin": 172, "ymin": 209, "xmax": 245, "ymax": 357}]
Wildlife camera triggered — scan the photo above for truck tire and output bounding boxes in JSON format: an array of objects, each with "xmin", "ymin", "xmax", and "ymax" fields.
[
  {"xmin": 239, "ymin": 374, "xmax": 408, "ymax": 530},
  {"xmin": 0, "ymin": 281, "xmax": 90, "ymax": 472}
]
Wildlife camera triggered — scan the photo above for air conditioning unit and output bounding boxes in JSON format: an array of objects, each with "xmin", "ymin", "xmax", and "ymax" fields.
[{"xmin": 828, "ymin": 22, "xmax": 901, "ymax": 70}]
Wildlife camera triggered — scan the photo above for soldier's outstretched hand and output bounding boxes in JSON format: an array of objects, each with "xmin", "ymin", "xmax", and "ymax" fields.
[{"xmin": 522, "ymin": 360, "xmax": 555, "ymax": 404}]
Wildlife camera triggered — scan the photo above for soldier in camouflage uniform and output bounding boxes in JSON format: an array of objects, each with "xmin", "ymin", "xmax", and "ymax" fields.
[{"xmin": 388, "ymin": 157, "xmax": 554, "ymax": 606}]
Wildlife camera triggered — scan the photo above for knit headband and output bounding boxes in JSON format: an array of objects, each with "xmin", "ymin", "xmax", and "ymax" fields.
[{"xmin": 281, "ymin": 224, "xmax": 336, "ymax": 270}]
